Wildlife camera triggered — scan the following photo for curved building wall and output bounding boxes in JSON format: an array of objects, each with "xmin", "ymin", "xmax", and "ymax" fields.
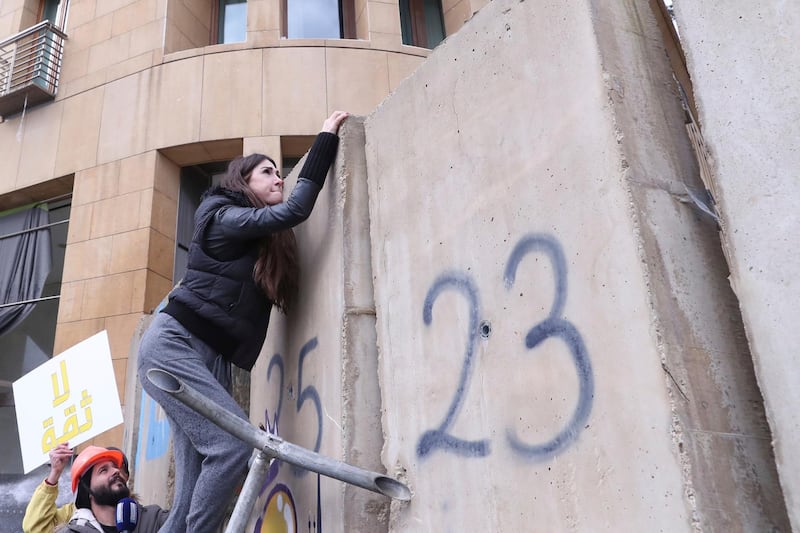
[{"xmin": 0, "ymin": 0, "xmax": 436, "ymax": 455}]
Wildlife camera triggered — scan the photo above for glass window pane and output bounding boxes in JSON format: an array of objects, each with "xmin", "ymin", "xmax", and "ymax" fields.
[
  {"xmin": 220, "ymin": 0, "xmax": 248, "ymax": 44},
  {"xmin": 288, "ymin": 0, "xmax": 341, "ymax": 39}
]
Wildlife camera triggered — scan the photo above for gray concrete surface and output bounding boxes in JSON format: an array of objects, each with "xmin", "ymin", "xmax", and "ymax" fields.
[
  {"xmin": 364, "ymin": 0, "xmax": 786, "ymax": 529},
  {"xmin": 671, "ymin": 1, "xmax": 800, "ymax": 528},
  {"xmin": 248, "ymin": 118, "xmax": 388, "ymax": 532}
]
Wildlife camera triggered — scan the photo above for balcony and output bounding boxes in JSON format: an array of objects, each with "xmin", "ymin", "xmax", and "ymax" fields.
[{"xmin": 0, "ymin": 21, "xmax": 67, "ymax": 117}]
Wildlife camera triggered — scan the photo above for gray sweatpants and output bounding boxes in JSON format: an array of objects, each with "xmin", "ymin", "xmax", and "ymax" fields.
[{"xmin": 137, "ymin": 312, "xmax": 252, "ymax": 533}]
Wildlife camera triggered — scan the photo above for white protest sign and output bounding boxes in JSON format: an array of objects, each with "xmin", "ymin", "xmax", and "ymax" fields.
[{"xmin": 13, "ymin": 330, "xmax": 124, "ymax": 473}]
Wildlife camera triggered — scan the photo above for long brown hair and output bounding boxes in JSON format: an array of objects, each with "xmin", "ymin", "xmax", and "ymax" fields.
[{"xmin": 220, "ymin": 154, "xmax": 298, "ymax": 313}]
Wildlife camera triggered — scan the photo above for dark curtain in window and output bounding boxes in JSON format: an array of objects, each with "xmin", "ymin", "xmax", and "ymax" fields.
[{"xmin": 0, "ymin": 206, "xmax": 52, "ymax": 337}]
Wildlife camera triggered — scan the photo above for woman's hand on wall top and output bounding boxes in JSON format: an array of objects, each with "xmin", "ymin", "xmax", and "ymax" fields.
[{"xmin": 322, "ymin": 110, "xmax": 349, "ymax": 134}]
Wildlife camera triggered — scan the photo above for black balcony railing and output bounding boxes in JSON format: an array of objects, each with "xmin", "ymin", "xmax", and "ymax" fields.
[{"xmin": 0, "ymin": 21, "xmax": 67, "ymax": 117}]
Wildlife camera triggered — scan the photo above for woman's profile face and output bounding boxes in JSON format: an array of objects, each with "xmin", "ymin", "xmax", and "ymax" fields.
[{"xmin": 247, "ymin": 159, "xmax": 284, "ymax": 205}]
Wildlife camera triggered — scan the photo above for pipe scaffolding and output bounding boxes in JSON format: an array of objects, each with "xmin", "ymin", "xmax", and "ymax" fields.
[{"xmin": 146, "ymin": 368, "xmax": 411, "ymax": 531}]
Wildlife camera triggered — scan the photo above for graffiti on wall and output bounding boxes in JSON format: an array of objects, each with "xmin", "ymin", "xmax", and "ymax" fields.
[
  {"xmin": 135, "ymin": 388, "xmax": 170, "ymax": 465},
  {"xmin": 254, "ymin": 338, "xmax": 325, "ymax": 532},
  {"xmin": 417, "ymin": 233, "xmax": 594, "ymax": 462}
]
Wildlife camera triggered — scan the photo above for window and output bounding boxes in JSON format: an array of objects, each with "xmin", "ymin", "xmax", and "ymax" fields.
[
  {"xmin": 400, "ymin": 0, "xmax": 444, "ymax": 48},
  {"xmin": 39, "ymin": 0, "xmax": 68, "ymax": 27},
  {"xmin": 174, "ymin": 163, "xmax": 227, "ymax": 283},
  {"xmin": 0, "ymin": 196, "xmax": 70, "ymax": 473},
  {"xmin": 218, "ymin": 0, "xmax": 247, "ymax": 44},
  {"xmin": 284, "ymin": 0, "xmax": 355, "ymax": 39}
]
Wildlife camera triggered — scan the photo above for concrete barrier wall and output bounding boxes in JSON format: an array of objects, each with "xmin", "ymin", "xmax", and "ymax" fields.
[
  {"xmin": 119, "ymin": 0, "xmax": 793, "ymax": 530},
  {"xmin": 364, "ymin": 0, "xmax": 786, "ymax": 529},
  {"xmin": 671, "ymin": 2, "xmax": 800, "ymax": 528},
  {"xmin": 248, "ymin": 119, "xmax": 388, "ymax": 532}
]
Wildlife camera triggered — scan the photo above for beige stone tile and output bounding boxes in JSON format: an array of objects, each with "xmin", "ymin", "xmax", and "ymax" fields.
[
  {"xmin": 183, "ymin": 0, "xmax": 213, "ymax": 27},
  {"xmin": 69, "ymin": 13, "xmax": 113, "ymax": 52},
  {"xmin": 368, "ymin": 1, "xmax": 401, "ymax": 34},
  {"xmin": 355, "ymin": 0, "xmax": 368, "ymax": 36},
  {"xmin": 81, "ymin": 271, "xmax": 140, "ymax": 318},
  {"xmin": 262, "ymin": 47, "xmax": 327, "ymax": 135},
  {"xmin": 444, "ymin": 0, "xmax": 472, "ymax": 35},
  {"xmin": 111, "ymin": 0, "xmax": 159, "ymax": 36},
  {"xmin": 0, "ymin": 115, "xmax": 22, "ymax": 194},
  {"xmin": 16, "ymin": 101, "xmax": 63, "ymax": 189},
  {"xmin": 128, "ymin": 19, "xmax": 164, "ymax": 57},
  {"xmin": 90, "ymin": 191, "xmax": 144, "ymax": 238},
  {"xmin": 96, "ymin": 0, "xmax": 138, "ymax": 18},
  {"xmin": 278, "ymin": 38, "xmax": 326, "ymax": 47},
  {"xmin": 106, "ymin": 312, "xmax": 144, "ymax": 359},
  {"xmin": 112, "ymin": 358, "xmax": 128, "ymax": 404},
  {"xmin": 93, "ymin": 423, "xmax": 124, "ymax": 448},
  {"xmin": 248, "ymin": 30, "xmax": 281, "ymax": 47},
  {"xmin": 87, "ymin": 31, "xmax": 132, "ymax": 73},
  {"xmin": 243, "ymin": 136, "xmax": 281, "ymax": 166},
  {"xmin": 53, "ymin": 318, "xmax": 106, "ymax": 355},
  {"xmin": 65, "ymin": 0, "xmax": 98, "ymax": 30},
  {"xmin": 367, "ymin": 31, "xmax": 403, "ymax": 50},
  {"xmin": 148, "ymin": 227, "xmax": 175, "ymax": 280},
  {"xmin": 200, "ymin": 49, "xmax": 263, "ymax": 140},
  {"xmin": 138, "ymin": 187, "xmax": 153, "ymax": 229},
  {"xmin": 67, "ymin": 15, "xmax": 112, "ymax": 50},
  {"xmin": 72, "ymin": 162, "xmax": 120, "ymax": 206},
  {"xmin": 104, "ymin": 50, "xmax": 156, "ymax": 84},
  {"xmin": 57, "ymin": 281, "xmax": 86, "ymax": 323},
  {"xmin": 110, "ymin": 227, "xmax": 150, "ymax": 273},
  {"xmin": 163, "ymin": 42, "xmax": 203, "ymax": 63},
  {"xmin": 387, "ymin": 52, "xmax": 424, "ymax": 90},
  {"xmin": 58, "ymin": 68, "xmax": 107, "ymax": 100},
  {"xmin": 148, "ymin": 189, "xmax": 178, "ymax": 240},
  {"xmin": 66, "ymin": 203, "xmax": 93, "ymax": 244},
  {"xmin": 144, "ymin": 270, "xmax": 173, "ymax": 312},
  {"xmin": 325, "ymin": 47, "xmax": 390, "ymax": 115},
  {"xmin": 131, "ymin": 268, "xmax": 148, "ymax": 311},
  {"xmin": 204, "ymin": 138, "xmax": 242, "ymax": 160},
  {"xmin": 163, "ymin": 22, "xmax": 186, "ymax": 55},
  {"xmin": 97, "ymin": 70, "xmax": 151, "ymax": 164},
  {"xmin": 62, "ymin": 236, "xmax": 113, "ymax": 282},
  {"xmin": 119, "ymin": 151, "xmax": 157, "ymax": 195},
  {"xmin": 247, "ymin": 0, "xmax": 280, "ymax": 32},
  {"xmin": 146, "ymin": 57, "xmax": 203, "ymax": 149},
  {"xmin": 59, "ymin": 47, "xmax": 90, "ymax": 84},
  {"xmin": 169, "ymin": 0, "xmax": 211, "ymax": 49},
  {"xmin": 442, "ymin": 0, "xmax": 460, "ymax": 15},
  {"xmin": 54, "ymin": 86, "xmax": 104, "ymax": 176},
  {"xmin": 0, "ymin": 14, "xmax": 16, "ymax": 40},
  {"xmin": 154, "ymin": 152, "xmax": 180, "ymax": 201},
  {"xmin": 204, "ymin": 42, "xmax": 249, "ymax": 54}
]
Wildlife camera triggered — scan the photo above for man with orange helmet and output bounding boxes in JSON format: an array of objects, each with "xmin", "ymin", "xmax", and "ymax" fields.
[{"xmin": 22, "ymin": 444, "xmax": 167, "ymax": 533}]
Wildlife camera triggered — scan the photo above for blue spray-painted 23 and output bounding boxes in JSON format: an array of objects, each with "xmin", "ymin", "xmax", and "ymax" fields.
[{"xmin": 416, "ymin": 233, "xmax": 594, "ymax": 462}]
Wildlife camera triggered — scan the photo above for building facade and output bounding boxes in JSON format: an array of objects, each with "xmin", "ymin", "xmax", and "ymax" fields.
[{"xmin": 0, "ymin": 0, "xmax": 487, "ymax": 474}]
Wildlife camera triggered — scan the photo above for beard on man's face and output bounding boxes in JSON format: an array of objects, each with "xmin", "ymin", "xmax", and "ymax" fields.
[{"xmin": 90, "ymin": 474, "xmax": 131, "ymax": 506}]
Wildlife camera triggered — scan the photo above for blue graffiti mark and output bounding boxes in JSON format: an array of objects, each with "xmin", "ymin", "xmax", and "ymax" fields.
[
  {"xmin": 417, "ymin": 234, "xmax": 594, "ymax": 462},
  {"xmin": 255, "ymin": 342, "xmax": 325, "ymax": 532},
  {"xmin": 503, "ymin": 233, "xmax": 594, "ymax": 460},
  {"xmin": 266, "ymin": 353, "xmax": 284, "ymax": 433},
  {"xmin": 417, "ymin": 272, "xmax": 491, "ymax": 459},
  {"xmin": 258, "ymin": 353, "xmax": 285, "ymax": 496},
  {"xmin": 135, "ymin": 389, "xmax": 170, "ymax": 469},
  {"xmin": 503, "ymin": 233, "xmax": 567, "ymax": 319},
  {"xmin": 293, "ymin": 337, "xmax": 323, "ymax": 476}
]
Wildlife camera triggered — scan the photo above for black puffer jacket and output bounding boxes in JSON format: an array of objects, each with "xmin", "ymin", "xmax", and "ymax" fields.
[{"xmin": 163, "ymin": 132, "xmax": 339, "ymax": 370}]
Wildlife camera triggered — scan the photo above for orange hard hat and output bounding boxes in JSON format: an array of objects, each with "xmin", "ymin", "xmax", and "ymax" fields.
[{"xmin": 71, "ymin": 445, "xmax": 124, "ymax": 493}]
